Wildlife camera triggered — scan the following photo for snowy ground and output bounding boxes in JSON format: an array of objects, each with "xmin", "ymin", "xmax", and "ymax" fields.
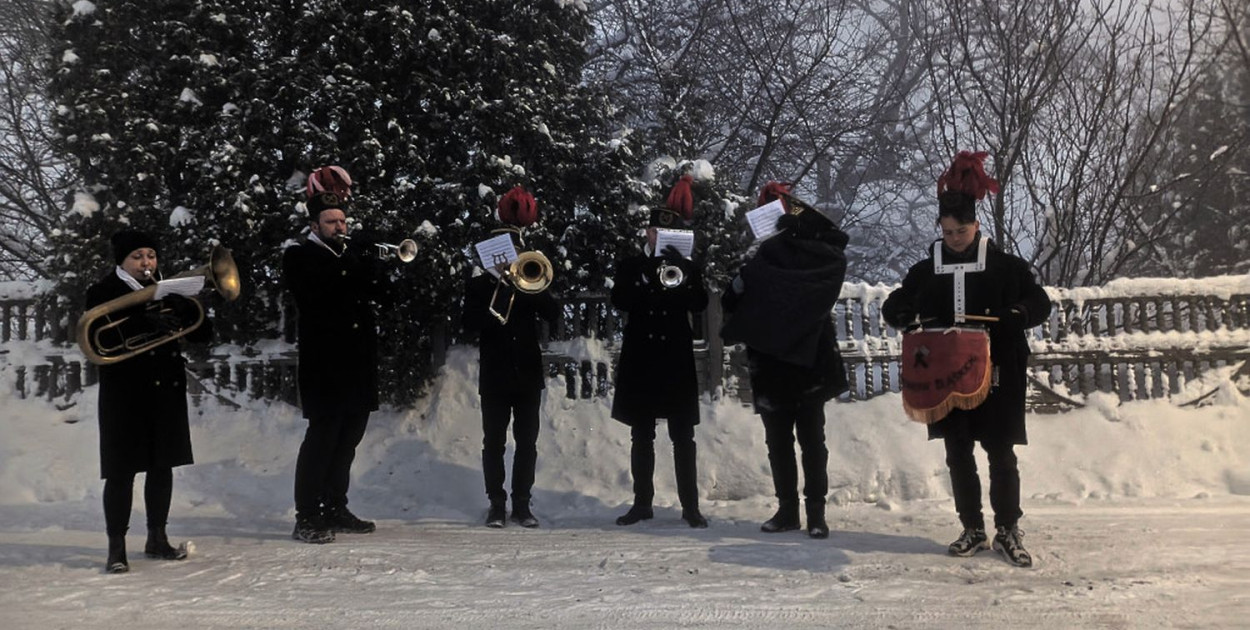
[{"xmin": 2, "ymin": 347, "xmax": 1249, "ymax": 629}]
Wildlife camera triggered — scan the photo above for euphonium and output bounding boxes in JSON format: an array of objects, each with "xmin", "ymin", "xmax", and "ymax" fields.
[
  {"xmin": 77, "ymin": 246, "xmax": 241, "ymax": 365},
  {"xmin": 489, "ymin": 250, "xmax": 554, "ymax": 324}
]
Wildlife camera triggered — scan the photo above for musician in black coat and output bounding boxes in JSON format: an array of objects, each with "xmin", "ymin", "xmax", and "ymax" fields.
[
  {"xmin": 611, "ymin": 178, "xmax": 710, "ymax": 528},
  {"xmin": 283, "ymin": 166, "xmax": 386, "ymax": 544},
  {"xmin": 880, "ymin": 151, "xmax": 1051, "ymax": 567},
  {"xmin": 721, "ymin": 183, "xmax": 850, "ymax": 539},
  {"xmin": 461, "ymin": 186, "xmax": 560, "ymax": 528},
  {"xmin": 86, "ymin": 229, "xmax": 211, "ymax": 573}
]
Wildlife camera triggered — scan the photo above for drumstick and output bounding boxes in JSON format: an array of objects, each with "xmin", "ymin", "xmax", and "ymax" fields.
[{"xmin": 961, "ymin": 314, "xmax": 1000, "ymax": 322}]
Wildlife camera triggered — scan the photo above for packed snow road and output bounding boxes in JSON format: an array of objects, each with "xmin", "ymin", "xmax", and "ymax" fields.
[{"xmin": 1, "ymin": 497, "xmax": 1246, "ymax": 629}]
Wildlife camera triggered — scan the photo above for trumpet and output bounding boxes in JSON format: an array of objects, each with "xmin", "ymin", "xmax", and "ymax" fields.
[
  {"xmin": 77, "ymin": 246, "xmax": 242, "ymax": 365},
  {"xmin": 657, "ymin": 262, "xmax": 685, "ymax": 289},
  {"xmin": 344, "ymin": 235, "xmax": 419, "ymax": 263},
  {"xmin": 489, "ymin": 250, "xmax": 554, "ymax": 324}
]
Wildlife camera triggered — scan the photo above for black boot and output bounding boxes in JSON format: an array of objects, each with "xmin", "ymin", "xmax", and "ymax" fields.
[
  {"xmin": 615, "ymin": 504, "xmax": 654, "ymax": 526},
  {"xmin": 674, "ymin": 437, "xmax": 706, "ymax": 528},
  {"xmin": 106, "ymin": 534, "xmax": 129, "ymax": 573},
  {"xmin": 806, "ymin": 501, "xmax": 829, "ymax": 539},
  {"xmin": 510, "ymin": 500, "xmax": 540, "ymax": 528},
  {"xmin": 760, "ymin": 501, "xmax": 801, "ymax": 533},
  {"xmin": 144, "ymin": 525, "xmax": 187, "ymax": 560},
  {"xmin": 485, "ymin": 502, "xmax": 507, "ymax": 528}
]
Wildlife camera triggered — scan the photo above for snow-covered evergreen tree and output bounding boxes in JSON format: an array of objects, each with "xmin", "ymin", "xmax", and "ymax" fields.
[{"xmin": 47, "ymin": 0, "xmax": 645, "ymax": 404}]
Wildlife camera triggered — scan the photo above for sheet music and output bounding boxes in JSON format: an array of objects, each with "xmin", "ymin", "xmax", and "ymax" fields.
[
  {"xmin": 746, "ymin": 199, "xmax": 785, "ymax": 241},
  {"xmin": 652, "ymin": 228, "xmax": 694, "ymax": 258},
  {"xmin": 153, "ymin": 276, "xmax": 205, "ymax": 300},
  {"xmin": 474, "ymin": 234, "xmax": 518, "ymax": 278}
]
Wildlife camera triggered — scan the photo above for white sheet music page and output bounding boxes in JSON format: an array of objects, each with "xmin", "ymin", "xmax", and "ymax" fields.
[
  {"xmin": 653, "ymin": 228, "xmax": 694, "ymax": 258},
  {"xmin": 153, "ymin": 276, "xmax": 205, "ymax": 300},
  {"xmin": 745, "ymin": 199, "xmax": 785, "ymax": 241},
  {"xmin": 475, "ymin": 234, "xmax": 518, "ymax": 278}
]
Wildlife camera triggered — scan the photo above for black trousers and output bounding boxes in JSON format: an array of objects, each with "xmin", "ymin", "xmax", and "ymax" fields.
[
  {"xmin": 628, "ymin": 419, "xmax": 699, "ymax": 511},
  {"xmin": 103, "ymin": 467, "xmax": 172, "ymax": 537},
  {"xmin": 943, "ymin": 418, "xmax": 1022, "ymax": 530},
  {"xmin": 761, "ymin": 402, "xmax": 828, "ymax": 507},
  {"xmin": 294, "ymin": 410, "xmax": 371, "ymax": 519},
  {"xmin": 481, "ymin": 389, "xmax": 541, "ymax": 507}
]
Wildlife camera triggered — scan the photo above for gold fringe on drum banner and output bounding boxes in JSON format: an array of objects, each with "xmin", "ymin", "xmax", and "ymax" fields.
[
  {"xmin": 898, "ymin": 327, "xmax": 993, "ymax": 424},
  {"xmin": 902, "ymin": 359, "xmax": 992, "ymax": 424}
]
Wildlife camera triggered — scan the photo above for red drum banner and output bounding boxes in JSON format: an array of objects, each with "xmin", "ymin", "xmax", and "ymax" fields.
[{"xmin": 899, "ymin": 328, "xmax": 992, "ymax": 424}]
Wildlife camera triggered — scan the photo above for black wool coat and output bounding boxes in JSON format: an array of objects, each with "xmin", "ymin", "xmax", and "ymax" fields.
[
  {"xmin": 721, "ymin": 228, "xmax": 850, "ymax": 414},
  {"xmin": 881, "ymin": 235, "xmax": 1052, "ymax": 445},
  {"xmin": 282, "ymin": 238, "xmax": 383, "ymax": 419},
  {"xmin": 462, "ymin": 272, "xmax": 561, "ymax": 396},
  {"xmin": 86, "ymin": 272, "xmax": 211, "ymax": 479},
  {"xmin": 609, "ymin": 253, "xmax": 709, "ymax": 426}
]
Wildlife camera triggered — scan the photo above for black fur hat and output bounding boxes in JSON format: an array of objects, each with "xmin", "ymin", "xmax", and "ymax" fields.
[{"xmin": 110, "ymin": 229, "xmax": 159, "ymax": 265}]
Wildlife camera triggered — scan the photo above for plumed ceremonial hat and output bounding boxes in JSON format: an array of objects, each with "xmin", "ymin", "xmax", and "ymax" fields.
[
  {"xmin": 496, "ymin": 185, "xmax": 538, "ymax": 228},
  {"xmin": 650, "ymin": 174, "xmax": 695, "ymax": 228},
  {"xmin": 305, "ymin": 165, "xmax": 353, "ymax": 216}
]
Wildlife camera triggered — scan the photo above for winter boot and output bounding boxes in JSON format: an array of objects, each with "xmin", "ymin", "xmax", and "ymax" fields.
[
  {"xmin": 947, "ymin": 527, "xmax": 991, "ymax": 557},
  {"xmin": 510, "ymin": 503, "xmax": 540, "ymax": 529},
  {"xmin": 806, "ymin": 501, "xmax": 829, "ymax": 539},
  {"xmin": 760, "ymin": 501, "xmax": 801, "ymax": 533},
  {"xmin": 615, "ymin": 504, "xmax": 654, "ymax": 526},
  {"xmin": 144, "ymin": 526, "xmax": 187, "ymax": 560},
  {"xmin": 994, "ymin": 525, "xmax": 1033, "ymax": 567},
  {"xmin": 485, "ymin": 503, "xmax": 507, "ymax": 528},
  {"xmin": 324, "ymin": 505, "xmax": 376, "ymax": 534},
  {"xmin": 292, "ymin": 514, "xmax": 335, "ymax": 544},
  {"xmin": 106, "ymin": 534, "xmax": 129, "ymax": 574}
]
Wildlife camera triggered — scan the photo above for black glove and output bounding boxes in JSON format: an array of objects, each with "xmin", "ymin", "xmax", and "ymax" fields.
[
  {"xmin": 886, "ymin": 308, "xmax": 917, "ymax": 329},
  {"xmin": 993, "ymin": 305, "xmax": 1028, "ymax": 330},
  {"xmin": 145, "ymin": 299, "xmax": 189, "ymax": 333}
]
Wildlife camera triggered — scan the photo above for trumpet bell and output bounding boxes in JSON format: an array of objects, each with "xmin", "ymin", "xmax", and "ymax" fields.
[
  {"xmin": 394, "ymin": 239, "xmax": 419, "ymax": 263},
  {"xmin": 658, "ymin": 263, "xmax": 685, "ymax": 289}
]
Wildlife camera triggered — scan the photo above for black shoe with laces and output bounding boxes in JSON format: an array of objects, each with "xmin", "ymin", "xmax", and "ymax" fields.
[
  {"xmin": 292, "ymin": 515, "xmax": 335, "ymax": 544},
  {"xmin": 324, "ymin": 506, "xmax": 376, "ymax": 534},
  {"xmin": 948, "ymin": 527, "xmax": 990, "ymax": 557},
  {"xmin": 615, "ymin": 505, "xmax": 654, "ymax": 526},
  {"xmin": 485, "ymin": 504, "xmax": 507, "ymax": 528},
  {"xmin": 510, "ymin": 506, "xmax": 540, "ymax": 529},
  {"xmin": 994, "ymin": 525, "xmax": 1033, "ymax": 567}
]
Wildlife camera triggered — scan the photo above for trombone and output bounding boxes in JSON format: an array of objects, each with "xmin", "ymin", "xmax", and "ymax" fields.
[
  {"xmin": 489, "ymin": 250, "xmax": 553, "ymax": 324},
  {"xmin": 77, "ymin": 246, "xmax": 242, "ymax": 365}
]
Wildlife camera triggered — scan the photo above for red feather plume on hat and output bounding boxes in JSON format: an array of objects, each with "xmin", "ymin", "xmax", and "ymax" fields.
[
  {"xmin": 758, "ymin": 181, "xmax": 794, "ymax": 211},
  {"xmin": 306, "ymin": 165, "xmax": 352, "ymax": 199},
  {"xmin": 937, "ymin": 151, "xmax": 1000, "ymax": 200},
  {"xmin": 497, "ymin": 186, "xmax": 538, "ymax": 228},
  {"xmin": 665, "ymin": 175, "xmax": 695, "ymax": 222}
]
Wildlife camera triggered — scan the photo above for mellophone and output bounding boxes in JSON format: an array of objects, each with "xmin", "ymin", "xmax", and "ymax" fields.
[{"xmin": 899, "ymin": 319, "xmax": 996, "ymax": 424}]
